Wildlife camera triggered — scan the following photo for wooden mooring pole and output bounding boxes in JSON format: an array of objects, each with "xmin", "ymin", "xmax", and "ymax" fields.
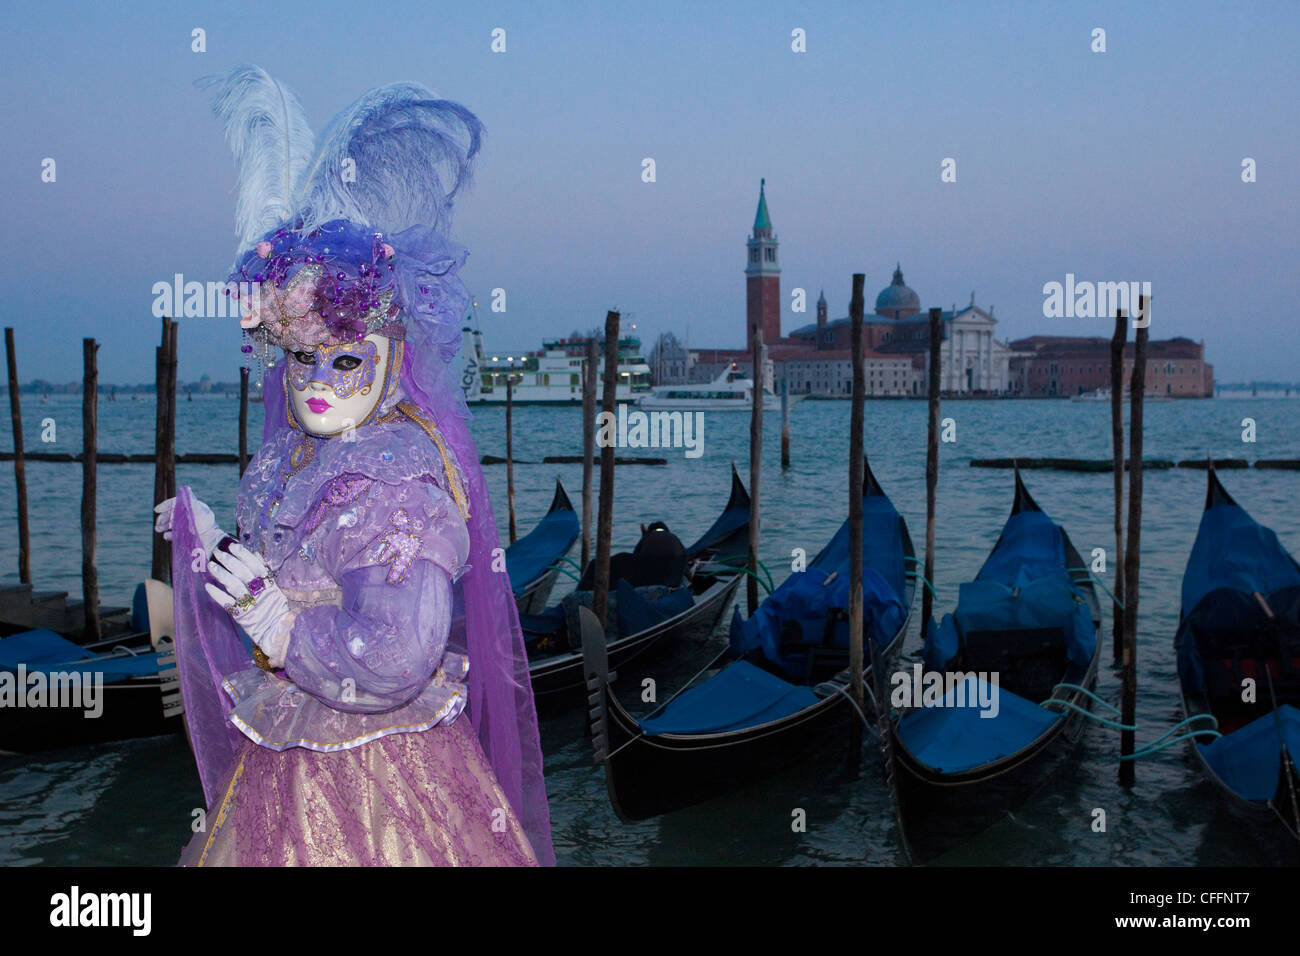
[
  {"xmin": 5, "ymin": 328, "xmax": 30, "ymax": 584},
  {"xmin": 238, "ymin": 365, "xmax": 250, "ymax": 476},
  {"xmin": 780, "ymin": 376, "xmax": 790, "ymax": 469},
  {"xmin": 581, "ymin": 336, "xmax": 597, "ymax": 570},
  {"xmin": 506, "ymin": 376, "xmax": 517, "ymax": 544},
  {"xmin": 921, "ymin": 307, "xmax": 943, "ymax": 635},
  {"xmin": 592, "ymin": 311, "xmax": 620, "ymax": 628},
  {"xmin": 1110, "ymin": 310, "xmax": 1127, "ymax": 666},
  {"xmin": 152, "ymin": 317, "xmax": 177, "ymax": 583},
  {"xmin": 81, "ymin": 338, "xmax": 101, "ymax": 641},
  {"xmin": 847, "ymin": 275, "xmax": 866, "ymax": 763},
  {"xmin": 1120, "ymin": 297, "xmax": 1148, "ymax": 784},
  {"xmin": 747, "ymin": 321, "xmax": 764, "ymax": 616}
]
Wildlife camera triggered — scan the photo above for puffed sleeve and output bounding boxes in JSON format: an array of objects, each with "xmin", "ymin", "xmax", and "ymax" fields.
[{"xmin": 283, "ymin": 476, "xmax": 470, "ymax": 713}]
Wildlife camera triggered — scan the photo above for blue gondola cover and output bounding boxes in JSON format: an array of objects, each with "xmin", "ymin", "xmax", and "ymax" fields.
[
  {"xmin": 729, "ymin": 493, "xmax": 907, "ymax": 678},
  {"xmin": 0, "ymin": 628, "xmax": 164, "ymax": 685},
  {"xmin": 639, "ymin": 660, "xmax": 820, "ymax": 736},
  {"xmin": 505, "ymin": 505, "xmax": 580, "ymax": 594},
  {"xmin": 895, "ymin": 675, "xmax": 1061, "ymax": 772}
]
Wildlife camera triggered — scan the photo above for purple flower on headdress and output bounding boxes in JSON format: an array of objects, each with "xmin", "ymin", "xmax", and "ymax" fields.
[{"xmin": 229, "ymin": 220, "xmax": 408, "ymax": 349}]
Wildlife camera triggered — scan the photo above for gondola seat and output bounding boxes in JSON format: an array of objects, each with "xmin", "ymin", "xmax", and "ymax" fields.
[
  {"xmin": 1199, "ymin": 703, "xmax": 1300, "ymax": 802},
  {"xmin": 638, "ymin": 660, "xmax": 819, "ymax": 736},
  {"xmin": 895, "ymin": 675, "xmax": 1062, "ymax": 774}
]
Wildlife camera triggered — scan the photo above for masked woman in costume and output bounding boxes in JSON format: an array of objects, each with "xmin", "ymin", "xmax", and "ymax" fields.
[{"xmin": 155, "ymin": 66, "xmax": 553, "ymax": 866}]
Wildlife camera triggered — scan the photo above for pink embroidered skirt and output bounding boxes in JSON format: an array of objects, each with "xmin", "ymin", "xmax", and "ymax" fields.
[{"xmin": 180, "ymin": 717, "xmax": 538, "ymax": 866}]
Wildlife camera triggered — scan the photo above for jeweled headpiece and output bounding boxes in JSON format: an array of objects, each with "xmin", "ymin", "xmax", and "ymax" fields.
[{"xmin": 204, "ymin": 66, "xmax": 482, "ymax": 363}]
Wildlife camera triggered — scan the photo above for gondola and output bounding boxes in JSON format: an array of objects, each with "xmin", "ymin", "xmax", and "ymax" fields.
[
  {"xmin": 507, "ymin": 478, "xmax": 580, "ymax": 616},
  {"xmin": 0, "ymin": 583, "xmax": 181, "ymax": 753},
  {"xmin": 581, "ymin": 460, "xmax": 916, "ymax": 821},
  {"xmin": 886, "ymin": 470, "xmax": 1101, "ymax": 832},
  {"xmin": 1175, "ymin": 466, "xmax": 1300, "ymax": 841},
  {"xmin": 524, "ymin": 465, "xmax": 749, "ymax": 701}
]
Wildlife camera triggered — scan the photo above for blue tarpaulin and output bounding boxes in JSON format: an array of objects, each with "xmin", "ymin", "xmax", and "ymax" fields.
[
  {"xmin": 505, "ymin": 504, "xmax": 580, "ymax": 594},
  {"xmin": 1199, "ymin": 704, "xmax": 1300, "ymax": 802},
  {"xmin": 895, "ymin": 676, "xmax": 1061, "ymax": 773},
  {"xmin": 1181, "ymin": 503, "xmax": 1300, "ymax": 616},
  {"xmin": 615, "ymin": 578, "xmax": 695, "ymax": 635},
  {"xmin": 922, "ymin": 507, "xmax": 1091, "ymax": 673},
  {"xmin": 729, "ymin": 493, "xmax": 907, "ymax": 678},
  {"xmin": 639, "ymin": 660, "xmax": 820, "ymax": 736},
  {"xmin": 0, "ymin": 629, "xmax": 164, "ymax": 685},
  {"xmin": 0, "ymin": 629, "xmax": 87, "ymax": 669},
  {"xmin": 976, "ymin": 510, "xmax": 1066, "ymax": 586}
]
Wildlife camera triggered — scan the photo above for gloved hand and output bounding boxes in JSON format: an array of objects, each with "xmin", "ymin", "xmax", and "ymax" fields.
[
  {"xmin": 204, "ymin": 542, "xmax": 295, "ymax": 669},
  {"xmin": 155, "ymin": 495, "xmax": 228, "ymax": 556}
]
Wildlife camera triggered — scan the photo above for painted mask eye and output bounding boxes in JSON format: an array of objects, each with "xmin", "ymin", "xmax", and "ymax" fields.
[
  {"xmin": 292, "ymin": 351, "xmax": 316, "ymax": 365},
  {"xmin": 332, "ymin": 355, "xmax": 363, "ymax": 371}
]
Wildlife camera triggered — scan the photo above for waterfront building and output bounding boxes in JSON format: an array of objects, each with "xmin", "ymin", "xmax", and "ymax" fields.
[
  {"xmin": 671, "ymin": 182, "xmax": 1012, "ymax": 396},
  {"xmin": 1008, "ymin": 335, "xmax": 1213, "ymax": 397}
]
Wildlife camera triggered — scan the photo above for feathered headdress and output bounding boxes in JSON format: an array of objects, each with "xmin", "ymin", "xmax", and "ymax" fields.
[{"xmin": 202, "ymin": 66, "xmax": 483, "ymax": 355}]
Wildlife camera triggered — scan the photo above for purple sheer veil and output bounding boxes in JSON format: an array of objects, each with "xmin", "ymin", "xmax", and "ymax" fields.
[
  {"xmin": 398, "ymin": 349, "xmax": 555, "ymax": 865},
  {"xmin": 170, "ymin": 488, "xmax": 251, "ymax": 807},
  {"xmin": 261, "ymin": 363, "xmax": 285, "ymax": 443},
  {"xmin": 247, "ymin": 355, "xmax": 554, "ymax": 864}
]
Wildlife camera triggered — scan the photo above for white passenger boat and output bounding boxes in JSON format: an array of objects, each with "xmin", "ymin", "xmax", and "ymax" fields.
[
  {"xmin": 635, "ymin": 364, "xmax": 799, "ymax": 412},
  {"xmin": 460, "ymin": 329, "xmax": 652, "ymax": 404},
  {"xmin": 1071, "ymin": 387, "xmax": 1172, "ymax": 403}
]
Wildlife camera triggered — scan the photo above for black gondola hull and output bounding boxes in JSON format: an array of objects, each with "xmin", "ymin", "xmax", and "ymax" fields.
[
  {"xmin": 531, "ymin": 574, "xmax": 742, "ymax": 702},
  {"xmin": 602, "ymin": 679, "xmax": 853, "ymax": 821},
  {"xmin": 0, "ymin": 680, "xmax": 180, "ymax": 754}
]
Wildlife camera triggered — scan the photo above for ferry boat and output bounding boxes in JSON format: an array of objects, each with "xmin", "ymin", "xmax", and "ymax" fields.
[
  {"xmin": 635, "ymin": 363, "xmax": 798, "ymax": 412},
  {"xmin": 459, "ymin": 329, "xmax": 652, "ymax": 404},
  {"xmin": 1071, "ymin": 387, "xmax": 1172, "ymax": 403}
]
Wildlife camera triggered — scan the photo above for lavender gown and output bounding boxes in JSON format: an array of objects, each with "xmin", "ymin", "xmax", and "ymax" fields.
[{"xmin": 176, "ymin": 390, "xmax": 537, "ymax": 866}]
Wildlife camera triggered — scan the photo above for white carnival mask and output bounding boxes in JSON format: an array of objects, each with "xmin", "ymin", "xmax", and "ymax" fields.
[{"xmin": 287, "ymin": 333, "xmax": 393, "ymax": 437}]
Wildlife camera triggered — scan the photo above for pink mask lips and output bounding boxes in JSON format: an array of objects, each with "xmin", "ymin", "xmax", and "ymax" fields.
[{"xmin": 305, "ymin": 398, "xmax": 332, "ymax": 414}]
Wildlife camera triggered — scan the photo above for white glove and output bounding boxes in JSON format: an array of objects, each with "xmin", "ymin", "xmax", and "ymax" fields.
[
  {"xmin": 204, "ymin": 542, "xmax": 295, "ymax": 669},
  {"xmin": 155, "ymin": 495, "xmax": 228, "ymax": 556}
]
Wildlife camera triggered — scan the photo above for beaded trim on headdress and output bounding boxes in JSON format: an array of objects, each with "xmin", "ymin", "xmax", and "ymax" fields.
[{"xmin": 229, "ymin": 220, "xmax": 405, "ymax": 356}]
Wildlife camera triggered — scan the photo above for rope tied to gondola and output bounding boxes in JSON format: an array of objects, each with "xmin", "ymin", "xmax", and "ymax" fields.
[
  {"xmin": 1064, "ymin": 567, "xmax": 1123, "ymax": 610},
  {"xmin": 903, "ymin": 555, "xmax": 938, "ymax": 600},
  {"xmin": 1036, "ymin": 682, "xmax": 1222, "ymax": 756}
]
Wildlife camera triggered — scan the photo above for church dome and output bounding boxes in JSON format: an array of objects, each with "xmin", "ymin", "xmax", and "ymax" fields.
[{"xmin": 875, "ymin": 264, "xmax": 920, "ymax": 318}]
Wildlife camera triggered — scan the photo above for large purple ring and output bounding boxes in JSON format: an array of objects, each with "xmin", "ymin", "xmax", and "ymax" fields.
[{"xmin": 248, "ymin": 577, "xmax": 266, "ymax": 597}]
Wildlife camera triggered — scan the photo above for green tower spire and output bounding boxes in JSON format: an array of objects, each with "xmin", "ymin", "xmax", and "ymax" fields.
[{"xmin": 753, "ymin": 178, "xmax": 771, "ymax": 232}]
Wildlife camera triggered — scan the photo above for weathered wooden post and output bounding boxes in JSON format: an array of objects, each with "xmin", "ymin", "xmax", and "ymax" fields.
[
  {"xmin": 1120, "ymin": 296, "xmax": 1148, "ymax": 784},
  {"xmin": 780, "ymin": 376, "xmax": 790, "ymax": 469},
  {"xmin": 1110, "ymin": 309, "xmax": 1127, "ymax": 665},
  {"xmin": 748, "ymin": 324, "xmax": 764, "ymax": 616},
  {"xmin": 848, "ymin": 275, "xmax": 866, "ymax": 763},
  {"xmin": 238, "ymin": 365, "xmax": 250, "ymax": 476},
  {"xmin": 5, "ymin": 328, "xmax": 30, "ymax": 584},
  {"xmin": 922, "ymin": 307, "xmax": 943, "ymax": 635},
  {"xmin": 592, "ymin": 312, "xmax": 620, "ymax": 628},
  {"xmin": 82, "ymin": 338, "xmax": 101, "ymax": 641},
  {"xmin": 582, "ymin": 336, "xmax": 598, "ymax": 569},
  {"xmin": 506, "ymin": 376, "xmax": 518, "ymax": 544},
  {"xmin": 152, "ymin": 317, "xmax": 177, "ymax": 583}
]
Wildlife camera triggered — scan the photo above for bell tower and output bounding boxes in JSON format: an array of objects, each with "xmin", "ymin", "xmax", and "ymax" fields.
[{"xmin": 745, "ymin": 179, "xmax": 781, "ymax": 346}]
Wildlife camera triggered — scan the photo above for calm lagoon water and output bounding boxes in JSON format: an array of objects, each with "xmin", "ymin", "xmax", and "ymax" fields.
[{"xmin": 2, "ymin": 392, "xmax": 1298, "ymax": 865}]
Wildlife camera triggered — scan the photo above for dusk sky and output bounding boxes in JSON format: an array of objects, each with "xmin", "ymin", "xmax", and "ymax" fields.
[{"xmin": 2, "ymin": 0, "xmax": 1296, "ymax": 384}]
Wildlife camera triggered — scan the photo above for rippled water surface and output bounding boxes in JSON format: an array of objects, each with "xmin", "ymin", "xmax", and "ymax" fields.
[{"xmin": 2, "ymin": 393, "xmax": 1298, "ymax": 864}]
